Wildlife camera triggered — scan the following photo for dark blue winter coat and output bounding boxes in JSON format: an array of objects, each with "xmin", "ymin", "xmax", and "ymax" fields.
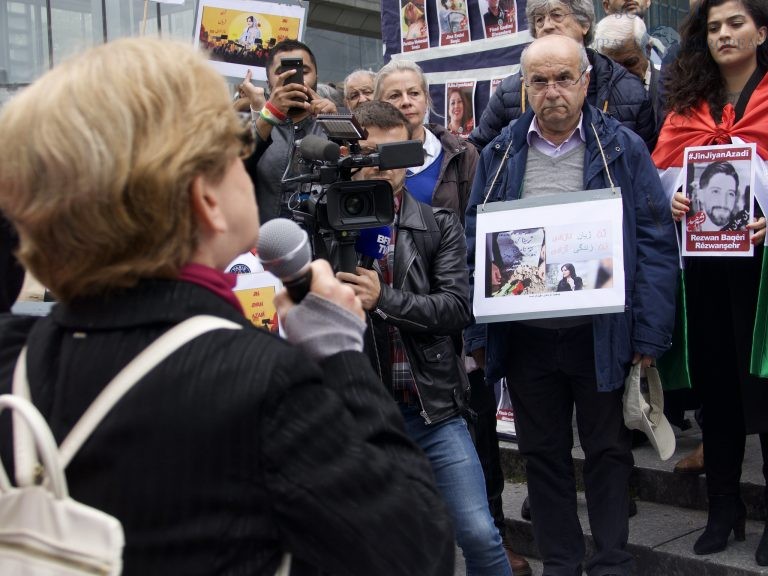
[{"xmin": 464, "ymin": 102, "xmax": 677, "ymax": 391}]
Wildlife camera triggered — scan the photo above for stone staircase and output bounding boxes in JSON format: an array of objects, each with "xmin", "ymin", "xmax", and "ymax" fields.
[{"xmin": 493, "ymin": 420, "xmax": 768, "ymax": 575}]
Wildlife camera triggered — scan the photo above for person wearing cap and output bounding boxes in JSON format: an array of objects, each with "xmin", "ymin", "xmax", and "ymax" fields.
[{"xmin": 465, "ymin": 35, "xmax": 678, "ymax": 576}]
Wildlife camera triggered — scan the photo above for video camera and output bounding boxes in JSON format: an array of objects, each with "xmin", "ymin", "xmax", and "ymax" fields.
[{"xmin": 281, "ymin": 114, "xmax": 423, "ymax": 273}]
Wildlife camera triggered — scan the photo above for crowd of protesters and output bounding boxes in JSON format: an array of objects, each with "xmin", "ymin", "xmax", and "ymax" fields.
[{"xmin": 2, "ymin": 0, "xmax": 768, "ymax": 574}]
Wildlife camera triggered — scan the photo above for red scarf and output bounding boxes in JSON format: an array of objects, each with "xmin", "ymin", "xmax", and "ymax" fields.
[
  {"xmin": 178, "ymin": 263, "xmax": 243, "ymax": 313},
  {"xmin": 652, "ymin": 72, "xmax": 768, "ymax": 168}
]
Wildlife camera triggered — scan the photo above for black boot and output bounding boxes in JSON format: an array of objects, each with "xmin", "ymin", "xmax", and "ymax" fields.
[
  {"xmin": 756, "ymin": 524, "xmax": 768, "ymax": 566},
  {"xmin": 757, "ymin": 488, "xmax": 768, "ymax": 566},
  {"xmin": 694, "ymin": 495, "xmax": 746, "ymax": 555}
]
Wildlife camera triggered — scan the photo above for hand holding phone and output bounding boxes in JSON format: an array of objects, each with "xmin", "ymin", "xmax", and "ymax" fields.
[
  {"xmin": 278, "ymin": 57, "xmax": 304, "ymax": 89},
  {"xmin": 277, "ymin": 56, "xmax": 308, "ymax": 116}
]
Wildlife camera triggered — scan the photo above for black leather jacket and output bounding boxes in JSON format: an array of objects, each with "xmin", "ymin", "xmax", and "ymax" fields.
[{"xmin": 366, "ymin": 190, "xmax": 472, "ymax": 425}]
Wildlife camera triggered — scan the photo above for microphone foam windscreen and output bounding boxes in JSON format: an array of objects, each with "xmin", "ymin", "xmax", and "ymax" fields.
[{"xmin": 258, "ymin": 218, "xmax": 312, "ymax": 281}]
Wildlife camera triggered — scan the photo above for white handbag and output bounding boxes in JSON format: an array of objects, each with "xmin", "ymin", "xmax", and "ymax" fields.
[{"xmin": 0, "ymin": 315, "xmax": 268, "ymax": 575}]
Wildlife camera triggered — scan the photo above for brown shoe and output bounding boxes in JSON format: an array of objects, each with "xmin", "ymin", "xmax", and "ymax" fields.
[
  {"xmin": 502, "ymin": 541, "xmax": 532, "ymax": 576},
  {"xmin": 674, "ymin": 442, "xmax": 704, "ymax": 475}
]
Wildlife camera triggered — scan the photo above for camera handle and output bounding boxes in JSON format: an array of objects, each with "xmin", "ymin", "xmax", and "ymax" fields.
[{"xmin": 327, "ymin": 233, "xmax": 359, "ymax": 274}]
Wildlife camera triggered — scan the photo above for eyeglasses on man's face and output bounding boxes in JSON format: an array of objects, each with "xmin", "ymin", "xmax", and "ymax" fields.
[
  {"xmin": 523, "ymin": 65, "xmax": 592, "ymax": 95},
  {"xmin": 346, "ymin": 88, "xmax": 374, "ymax": 102},
  {"xmin": 532, "ymin": 9, "xmax": 575, "ymax": 28}
]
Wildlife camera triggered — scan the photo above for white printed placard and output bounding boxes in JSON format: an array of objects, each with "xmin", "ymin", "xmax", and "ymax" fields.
[
  {"xmin": 401, "ymin": 0, "xmax": 430, "ymax": 52},
  {"xmin": 479, "ymin": 0, "xmax": 517, "ymax": 38},
  {"xmin": 473, "ymin": 189, "xmax": 625, "ymax": 323},
  {"xmin": 445, "ymin": 80, "xmax": 476, "ymax": 139},
  {"xmin": 681, "ymin": 143, "xmax": 756, "ymax": 257},
  {"xmin": 232, "ymin": 271, "xmax": 284, "ymax": 335},
  {"xmin": 437, "ymin": 0, "xmax": 470, "ymax": 46},
  {"xmin": 193, "ymin": 0, "xmax": 306, "ymax": 81}
]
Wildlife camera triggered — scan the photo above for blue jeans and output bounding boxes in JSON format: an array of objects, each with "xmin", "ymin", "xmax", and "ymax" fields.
[{"xmin": 400, "ymin": 406, "xmax": 512, "ymax": 576}]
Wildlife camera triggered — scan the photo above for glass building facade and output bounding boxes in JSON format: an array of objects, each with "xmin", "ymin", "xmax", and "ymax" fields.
[
  {"xmin": 0, "ymin": 0, "xmax": 690, "ymax": 103},
  {"xmin": 0, "ymin": 0, "xmax": 383, "ymax": 100}
]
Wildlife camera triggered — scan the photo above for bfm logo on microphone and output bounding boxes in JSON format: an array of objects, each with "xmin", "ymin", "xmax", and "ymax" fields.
[{"xmin": 377, "ymin": 234, "xmax": 391, "ymax": 255}]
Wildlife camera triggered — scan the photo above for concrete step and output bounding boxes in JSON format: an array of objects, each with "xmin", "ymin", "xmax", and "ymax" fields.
[
  {"xmin": 500, "ymin": 481, "xmax": 768, "ymax": 576},
  {"xmin": 498, "ymin": 417, "xmax": 767, "ymax": 521}
]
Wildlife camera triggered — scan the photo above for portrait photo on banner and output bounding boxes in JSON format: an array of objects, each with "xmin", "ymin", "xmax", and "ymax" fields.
[
  {"xmin": 401, "ymin": 0, "xmax": 429, "ymax": 52},
  {"xmin": 478, "ymin": 0, "xmax": 517, "ymax": 39},
  {"xmin": 437, "ymin": 0, "xmax": 470, "ymax": 46},
  {"xmin": 474, "ymin": 190, "xmax": 625, "ymax": 323},
  {"xmin": 682, "ymin": 143, "xmax": 757, "ymax": 258},
  {"xmin": 193, "ymin": 0, "xmax": 305, "ymax": 81},
  {"xmin": 445, "ymin": 80, "xmax": 476, "ymax": 139}
]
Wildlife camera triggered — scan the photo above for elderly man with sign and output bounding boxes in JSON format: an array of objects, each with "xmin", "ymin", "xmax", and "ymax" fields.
[{"xmin": 464, "ymin": 35, "xmax": 678, "ymax": 576}]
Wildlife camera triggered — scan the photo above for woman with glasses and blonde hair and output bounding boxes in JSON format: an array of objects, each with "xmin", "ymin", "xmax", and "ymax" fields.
[
  {"xmin": 469, "ymin": 0, "xmax": 655, "ymax": 150},
  {"xmin": 653, "ymin": 0, "xmax": 768, "ymax": 563},
  {"xmin": 0, "ymin": 37, "xmax": 456, "ymax": 576}
]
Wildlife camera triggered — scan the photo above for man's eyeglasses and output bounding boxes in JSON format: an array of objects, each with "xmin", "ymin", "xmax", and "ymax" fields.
[
  {"xmin": 523, "ymin": 66, "xmax": 592, "ymax": 95},
  {"xmin": 346, "ymin": 88, "xmax": 374, "ymax": 102},
  {"xmin": 532, "ymin": 9, "xmax": 574, "ymax": 28}
]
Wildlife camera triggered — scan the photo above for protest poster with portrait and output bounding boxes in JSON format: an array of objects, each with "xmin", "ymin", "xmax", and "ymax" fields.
[
  {"xmin": 681, "ymin": 143, "xmax": 756, "ymax": 257},
  {"xmin": 437, "ymin": 0, "xmax": 470, "ymax": 46},
  {"xmin": 401, "ymin": 0, "xmax": 430, "ymax": 52},
  {"xmin": 193, "ymin": 0, "xmax": 305, "ymax": 81},
  {"xmin": 473, "ymin": 189, "xmax": 625, "ymax": 322},
  {"xmin": 445, "ymin": 80, "xmax": 476, "ymax": 139},
  {"xmin": 479, "ymin": 0, "xmax": 517, "ymax": 38}
]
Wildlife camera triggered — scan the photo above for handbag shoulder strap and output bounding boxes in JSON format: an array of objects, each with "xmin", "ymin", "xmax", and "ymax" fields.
[{"xmin": 12, "ymin": 315, "xmax": 242, "ymax": 478}]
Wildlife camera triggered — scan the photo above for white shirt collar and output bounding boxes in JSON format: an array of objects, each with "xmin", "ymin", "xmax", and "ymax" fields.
[
  {"xmin": 526, "ymin": 113, "xmax": 585, "ymax": 156},
  {"xmin": 408, "ymin": 126, "xmax": 442, "ymax": 175}
]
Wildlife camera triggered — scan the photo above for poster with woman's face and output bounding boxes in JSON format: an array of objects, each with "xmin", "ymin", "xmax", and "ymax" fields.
[
  {"xmin": 479, "ymin": 0, "xmax": 517, "ymax": 38},
  {"xmin": 437, "ymin": 0, "xmax": 470, "ymax": 46},
  {"xmin": 401, "ymin": 0, "xmax": 429, "ymax": 52},
  {"xmin": 445, "ymin": 80, "xmax": 475, "ymax": 139}
]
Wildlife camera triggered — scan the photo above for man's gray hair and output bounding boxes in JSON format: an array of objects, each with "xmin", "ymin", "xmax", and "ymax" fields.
[
  {"xmin": 520, "ymin": 38, "xmax": 590, "ymax": 77},
  {"xmin": 373, "ymin": 59, "xmax": 433, "ymax": 108},
  {"xmin": 525, "ymin": 0, "xmax": 596, "ymax": 45},
  {"xmin": 342, "ymin": 69, "xmax": 375, "ymax": 98},
  {"xmin": 592, "ymin": 13, "xmax": 649, "ymax": 54}
]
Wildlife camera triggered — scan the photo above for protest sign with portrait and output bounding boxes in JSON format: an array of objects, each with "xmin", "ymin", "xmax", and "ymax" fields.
[
  {"xmin": 681, "ymin": 143, "xmax": 756, "ymax": 257},
  {"xmin": 473, "ymin": 189, "xmax": 625, "ymax": 322},
  {"xmin": 194, "ymin": 0, "xmax": 305, "ymax": 81}
]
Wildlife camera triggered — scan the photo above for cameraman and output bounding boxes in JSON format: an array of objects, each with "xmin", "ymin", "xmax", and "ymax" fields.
[
  {"xmin": 240, "ymin": 40, "xmax": 337, "ymax": 223},
  {"xmin": 336, "ymin": 101, "xmax": 512, "ymax": 576}
]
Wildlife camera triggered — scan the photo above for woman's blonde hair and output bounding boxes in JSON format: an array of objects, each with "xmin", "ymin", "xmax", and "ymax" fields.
[
  {"xmin": 0, "ymin": 37, "xmax": 247, "ymax": 301},
  {"xmin": 373, "ymin": 59, "xmax": 433, "ymax": 110}
]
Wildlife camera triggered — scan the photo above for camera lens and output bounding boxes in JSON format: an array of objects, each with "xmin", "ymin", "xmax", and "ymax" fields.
[{"xmin": 343, "ymin": 193, "xmax": 366, "ymax": 216}]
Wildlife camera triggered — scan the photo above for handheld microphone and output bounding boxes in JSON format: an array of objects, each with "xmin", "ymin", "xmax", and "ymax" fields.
[
  {"xmin": 355, "ymin": 226, "xmax": 392, "ymax": 269},
  {"xmin": 298, "ymin": 135, "xmax": 341, "ymax": 163},
  {"xmin": 258, "ymin": 218, "xmax": 313, "ymax": 303}
]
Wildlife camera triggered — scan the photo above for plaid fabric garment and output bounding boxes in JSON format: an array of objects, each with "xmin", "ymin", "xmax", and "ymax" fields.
[{"xmin": 378, "ymin": 195, "xmax": 419, "ymax": 406}]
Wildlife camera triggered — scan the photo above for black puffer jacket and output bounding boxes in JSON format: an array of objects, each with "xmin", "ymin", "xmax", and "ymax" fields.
[
  {"xmin": 368, "ymin": 190, "xmax": 471, "ymax": 425},
  {"xmin": 469, "ymin": 48, "xmax": 657, "ymax": 151}
]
